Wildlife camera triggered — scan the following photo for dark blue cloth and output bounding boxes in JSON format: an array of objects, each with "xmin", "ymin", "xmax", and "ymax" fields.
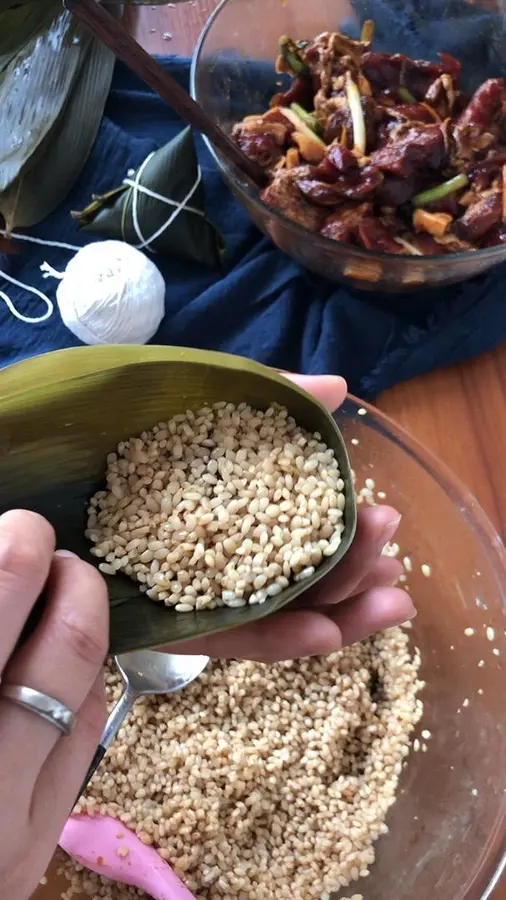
[{"xmin": 1, "ymin": 40, "xmax": 506, "ymax": 398}]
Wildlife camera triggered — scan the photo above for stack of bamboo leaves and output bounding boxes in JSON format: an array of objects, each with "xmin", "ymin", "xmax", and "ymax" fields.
[
  {"xmin": 0, "ymin": 0, "xmax": 122, "ymax": 233},
  {"xmin": 1, "ymin": 1, "xmax": 224, "ymax": 267}
]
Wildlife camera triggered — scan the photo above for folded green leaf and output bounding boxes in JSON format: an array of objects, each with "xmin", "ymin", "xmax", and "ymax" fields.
[
  {"xmin": 0, "ymin": 0, "xmax": 44, "ymax": 9},
  {"xmin": 0, "ymin": 0, "xmax": 58, "ymax": 99},
  {"xmin": 0, "ymin": 1, "xmax": 59, "ymax": 74},
  {"xmin": 0, "ymin": 0, "xmax": 73, "ymax": 10},
  {"xmin": 0, "ymin": 8, "xmax": 92, "ymax": 194},
  {"xmin": 0, "ymin": 346, "xmax": 357, "ymax": 656},
  {"xmin": 0, "ymin": 2, "xmax": 120, "ymax": 230},
  {"xmin": 73, "ymin": 127, "xmax": 225, "ymax": 268},
  {"xmin": 0, "ymin": 27, "xmax": 116, "ymax": 229}
]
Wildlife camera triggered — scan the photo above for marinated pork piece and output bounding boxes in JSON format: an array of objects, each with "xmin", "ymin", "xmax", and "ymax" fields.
[
  {"xmin": 261, "ymin": 167, "xmax": 325, "ymax": 231},
  {"xmin": 232, "ymin": 25, "xmax": 506, "ymax": 255}
]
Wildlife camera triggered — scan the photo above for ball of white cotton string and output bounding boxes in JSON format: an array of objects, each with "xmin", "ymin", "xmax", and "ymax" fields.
[{"xmin": 51, "ymin": 240, "xmax": 166, "ymax": 345}]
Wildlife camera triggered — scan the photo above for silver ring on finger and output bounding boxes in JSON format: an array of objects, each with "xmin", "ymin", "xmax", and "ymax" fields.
[{"xmin": 0, "ymin": 684, "xmax": 76, "ymax": 736}]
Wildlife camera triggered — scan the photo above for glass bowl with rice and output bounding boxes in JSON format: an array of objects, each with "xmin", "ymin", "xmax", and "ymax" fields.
[
  {"xmin": 191, "ymin": 0, "xmax": 506, "ymax": 292},
  {"xmin": 35, "ymin": 396, "xmax": 506, "ymax": 900}
]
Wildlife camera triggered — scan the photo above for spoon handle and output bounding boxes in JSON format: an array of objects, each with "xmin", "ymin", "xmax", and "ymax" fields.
[
  {"xmin": 101, "ymin": 685, "xmax": 138, "ymax": 752},
  {"xmin": 76, "ymin": 744, "xmax": 107, "ymax": 806},
  {"xmin": 75, "ymin": 686, "xmax": 137, "ymax": 804}
]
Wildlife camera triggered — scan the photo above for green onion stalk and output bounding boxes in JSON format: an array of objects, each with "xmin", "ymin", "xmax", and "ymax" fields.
[
  {"xmin": 413, "ymin": 174, "xmax": 469, "ymax": 207},
  {"xmin": 279, "ymin": 36, "xmax": 310, "ymax": 76},
  {"xmin": 345, "ymin": 73, "xmax": 366, "ymax": 156},
  {"xmin": 398, "ymin": 87, "xmax": 417, "ymax": 104},
  {"xmin": 290, "ymin": 103, "xmax": 321, "ymax": 135}
]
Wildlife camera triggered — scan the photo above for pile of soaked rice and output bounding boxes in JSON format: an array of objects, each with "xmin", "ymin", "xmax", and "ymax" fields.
[
  {"xmin": 57, "ymin": 436, "xmax": 424, "ymax": 900},
  {"xmin": 59, "ymin": 631, "xmax": 423, "ymax": 900},
  {"xmin": 86, "ymin": 402, "xmax": 347, "ymax": 611}
]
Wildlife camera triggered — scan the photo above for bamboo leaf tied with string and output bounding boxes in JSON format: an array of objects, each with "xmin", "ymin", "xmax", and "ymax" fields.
[{"xmin": 72, "ymin": 127, "xmax": 225, "ymax": 268}]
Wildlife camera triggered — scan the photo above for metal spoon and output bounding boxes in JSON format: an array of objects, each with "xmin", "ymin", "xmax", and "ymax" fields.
[{"xmin": 77, "ymin": 650, "xmax": 209, "ymax": 801}]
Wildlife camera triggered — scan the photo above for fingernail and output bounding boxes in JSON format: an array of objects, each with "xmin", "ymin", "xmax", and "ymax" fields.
[
  {"xmin": 404, "ymin": 605, "xmax": 417, "ymax": 622},
  {"xmin": 55, "ymin": 549, "xmax": 78, "ymax": 559},
  {"xmin": 380, "ymin": 514, "xmax": 402, "ymax": 548}
]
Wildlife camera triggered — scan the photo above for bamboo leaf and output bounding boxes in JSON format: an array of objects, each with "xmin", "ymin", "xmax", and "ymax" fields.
[
  {"xmin": 0, "ymin": 7, "xmax": 92, "ymax": 194},
  {"xmin": 0, "ymin": 29, "xmax": 117, "ymax": 229},
  {"xmin": 73, "ymin": 127, "xmax": 225, "ymax": 268},
  {"xmin": 0, "ymin": 3, "xmax": 120, "ymax": 229},
  {"xmin": 0, "ymin": 347, "xmax": 357, "ymax": 656},
  {"xmin": 0, "ymin": 0, "xmax": 59, "ymax": 100},
  {"xmin": 0, "ymin": 1, "xmax": 59, "ymax": 73},
  {"xmin": 0, "ymin": 0, "xmax": 47, "ymax": 9}
]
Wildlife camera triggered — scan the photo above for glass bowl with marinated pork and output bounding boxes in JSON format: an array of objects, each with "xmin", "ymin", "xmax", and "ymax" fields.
[{"xmin": 191, "ymin": 0, "xmax": 506, "ymax": 291}]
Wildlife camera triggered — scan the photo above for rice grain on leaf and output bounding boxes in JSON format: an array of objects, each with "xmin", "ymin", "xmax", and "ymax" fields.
[
  {"xmin": 88, "ymin": 402, "xmax": 347, "ymax": 611},
  {"xmin": 0, "ymin": 346, "xmax": 357, "ymax": 656}
]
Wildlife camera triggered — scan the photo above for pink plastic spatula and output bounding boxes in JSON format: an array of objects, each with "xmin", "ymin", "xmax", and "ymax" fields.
[
  {"xmin": 60, "ymin": 814, "xmax": 197, "ymax": 900},
  {"xmin": 62, "ymin": 650, "xmax": 209, "ymax": 898}
]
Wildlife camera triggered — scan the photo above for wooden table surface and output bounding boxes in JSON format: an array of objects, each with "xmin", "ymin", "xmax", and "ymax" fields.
[{"xmin": 125, "ymin": 4, "xmax": 506, "ymax": 897}]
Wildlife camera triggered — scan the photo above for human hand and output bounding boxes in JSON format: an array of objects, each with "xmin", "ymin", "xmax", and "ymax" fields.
[
  {"xmin": 0, "ymin": 511, "xmax": 108, "ymax": 900},
  {"xmin": 166, "ymin": 373, "xmax": 415, "ymax": 662},
  {"xmin": 0, "ymin": 377, "xmax": 412, "ymax": 900}
]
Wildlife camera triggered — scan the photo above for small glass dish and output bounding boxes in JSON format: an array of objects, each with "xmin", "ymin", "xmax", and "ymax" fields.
[{"xmin": 191, "ymin": 0, "xmax": 506, "ymax": 292}]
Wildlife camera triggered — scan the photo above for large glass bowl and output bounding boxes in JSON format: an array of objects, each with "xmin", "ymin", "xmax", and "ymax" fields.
[
  {"xmin": 191, "ymin": 0, "xmax": 506, "ymax": 292},
  {"xmin": 36, "ymin": 396, "xmax": 506, "ymax": 900}
]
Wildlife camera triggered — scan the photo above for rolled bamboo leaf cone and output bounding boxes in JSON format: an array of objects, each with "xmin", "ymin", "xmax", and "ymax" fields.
[{"xmin": 0, "ymin": 347, "xmax": 357, "ymax": 654}]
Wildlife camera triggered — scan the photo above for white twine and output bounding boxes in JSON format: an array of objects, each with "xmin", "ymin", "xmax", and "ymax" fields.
[
  {"xmin": 0, "ymin": 158, "xmax": 202, "ymax": 325},
  {"xmin": 123, "ymin": 152, "xmax": 204, "ymax": 252},
  {"xmin": 40, "ymin": 261, "xmax": 65, "ymax": 281},
  {"xmin": 0, "ymin": 230, "xmax": 81, "ymax": 253},
  {"xmin": 0, "ymin": 230, "xmax": 80, "ymax": 324},
  {"xmin": 0, "ymin": 271, "xmax": 53, "ymax": 324}
]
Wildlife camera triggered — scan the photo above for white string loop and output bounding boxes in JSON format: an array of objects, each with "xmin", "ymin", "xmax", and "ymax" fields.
[
  {"xmin": 0, "ymin": 270, "xmax": 53, "ymax": 324},
  {"xmin": 0, "ymin": 229, "xmax": 80, "ymax": 324}
]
